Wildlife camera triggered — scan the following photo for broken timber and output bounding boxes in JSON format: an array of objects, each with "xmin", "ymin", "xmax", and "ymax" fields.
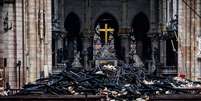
[
  {"xmin": 150, "ymin": 94, "xmax": 201, "ymax": 101},
  {"xmin": 0, "ymin": 95, "xmax": 106, "ymax": 101}
]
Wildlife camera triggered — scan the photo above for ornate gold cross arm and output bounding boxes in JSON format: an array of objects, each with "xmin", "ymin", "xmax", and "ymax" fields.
[{"xmin": 98, "ymin": 24, "xmax": 114, "ymax": 44}]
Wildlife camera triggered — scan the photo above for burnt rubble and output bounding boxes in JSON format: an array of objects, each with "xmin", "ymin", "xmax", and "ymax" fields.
[{"xmin": 15, "ymin": 63, "xmax": 201, "ymax": 101}]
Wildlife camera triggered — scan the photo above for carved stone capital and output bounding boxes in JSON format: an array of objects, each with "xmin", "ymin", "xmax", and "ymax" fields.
[{"xmin": 119, "ymin": 27, "xmax": 130, "ymax": 35}]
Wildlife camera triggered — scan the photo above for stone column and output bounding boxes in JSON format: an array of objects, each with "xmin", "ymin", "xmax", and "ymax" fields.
[
  {"xmin": 195, "ymin": 0, "xmax": 201, "ymax": 80},
  {"xmin": 120, "ymin": 34, "xmax": 129, "ymax": 63},
  {"xmin": 159, "ymin": 0, "xmax": 166, "ymax": 67},
  {"xmin": 16, "ymin": 0, "xmax": 24, "ymax": 88},
  {"xmin": 189, "ymin": 0, "xmax": 197, "ymax": 80},
  {"xmin": 81, "ymin": 34, "xmax": 89, "ymax": 70},
  {"xmin": 85, "ymin": 0, "xmax": 92, "ymax": 32},
  {"xmin": 3, "ymin": 2, "xmax": 18, "ymax": 88},
  {"xmin": 54, "ymin": 0, "xmax": 58, "ymax": 17},
  {"xmin": 178, "ymin": 0, "xmax": 198, "ymax": 80},
  {"xmin": 82, "ymin": 0, "xmax": 91, "ymax": 70},
  {"xmin": 23, "ymin": 0, "xmax": 52, "ymax": 82},
  {"xmin": 45, "ymin": 0, "xmax": 52, "ymax": 75},
  {"xmin": 0, "ymin": 2, "xmax": 3, "ymax": 69},
  {"xmin": 59, "ymin": 0, "xmax": 65, "ymax": 32},
  {"xmin": 149, "ymin": 0, "xmax": 158, "ymax": 34},
  {"xmin": 119, "ymin": 0, "xmax": 129, "ymax": 63},
  {"xmin": 149, "ymin": 0, "xmax": 164, "ymax": 73},
  {"xmin": 0, "ymin": 1, "xmax": 3, "ymax": 91},
  {"xmin": 0, "ymin": 2, "xmax": 2, "ymax": 58},
  {"xmin": 38, "ymin": 0, "xmax": 43, "ymax": 79},
  {"xmin": 28, "ymin": 0, "xmax": 37, "ymax": 83},
  {"xmin": 121, "ymin": 0, "xmax": 128, "ymax": 29}
]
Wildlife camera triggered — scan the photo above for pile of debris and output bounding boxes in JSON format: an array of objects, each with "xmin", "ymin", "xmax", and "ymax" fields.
[{"xmin": 15, "ymin": 64, "xmax": 201, "ymax": 101}]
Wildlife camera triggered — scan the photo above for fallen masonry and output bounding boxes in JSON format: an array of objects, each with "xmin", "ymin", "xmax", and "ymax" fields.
[{"xmin": 3, "ymin": 63, "xmax": 201, "ymax": 101}]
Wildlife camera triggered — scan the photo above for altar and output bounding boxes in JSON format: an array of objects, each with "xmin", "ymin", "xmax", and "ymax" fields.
[
  {"xmin": 93, "ymin": 23, "xmax": 118, "ymax": 69},
  {"xmin": 95, "ymin": 59, "xmax": 117, "ymax": 69}
]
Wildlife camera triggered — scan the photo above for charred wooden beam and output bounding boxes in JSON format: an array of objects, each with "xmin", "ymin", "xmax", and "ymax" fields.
[
  {"xmin": 0, "ymin": 95, "xmax": 106, "ymax": 101},
  {"xmin": 150, "ymin": 95, "xmax": 201, "ymax": 101}
]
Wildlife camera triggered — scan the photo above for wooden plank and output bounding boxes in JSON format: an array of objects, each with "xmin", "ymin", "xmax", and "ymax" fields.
[
  {"xmin": 150, "ymin": 95, "xmax": 201, "ymax": 101},
  {"xmin": 0, "ymin": 95, "xmax": 106, "ymax": 101}
]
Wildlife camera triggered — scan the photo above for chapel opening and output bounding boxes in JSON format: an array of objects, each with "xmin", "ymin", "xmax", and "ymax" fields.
[
  {"xmin": 94, "ymin": 13, "xmax": 121, "ymax": 59},
  {"xmin": 64, "ymin": 12, "xmax": 82, "ymax": 62},
  {"xmin": 131, "ymin": 12, "xmax": 151, "ymax": 62}
]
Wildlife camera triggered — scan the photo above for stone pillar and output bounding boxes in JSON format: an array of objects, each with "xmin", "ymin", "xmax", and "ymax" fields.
[
  {"xmin": 54, "ymin": 0, "xmax": 58, "ymax": 16},
  {"xmin": 38, "ymin": 0, "xmax": 43, "ymax": 79},
  {"xmin": 178, "ymin": 0, "xmax": 198, "ymax": 80},
  {"xmin": 119, "ymin": 0, "xmax": 129, "ymax": 63},
  {"xmin": 45, "ymin": 0, "xmax": 52, "ymax": 75},
  {"xmin": 85, "ymin": 0, "xmax": 92, "ymax": 31},
  {"xmin": 81, "ymin": 34, "xmax": 89, "ymax": 70},
  {"xmin": 189, "ymin": 1, "xmax": 196, "ymax": 80},
  {"xmin": 150, "ymin": 0, "xmax": 165, "ymax": 71},
  {"xmin": 0, "ymin": 1, "xmax": 3, "ymax": 91},
  {"xmin": 28, "ymin": 0, "xmax": 37, "ymax": 83},
  {"xmin": 195, "ymin": 0, "xmax": 201, "ymax": 80},
  {"xmin": 121, "ymin": 0, "xmax": 128, "ymax": 29},
  {"xmin": 82, "ymin": 0, "xmax": 92, "ymax": 69},
  {"xmin": 159, "ymin": 0, "xmax": 166, "ymax": 66},
  {"xmin": 149, "ymin": 0, "xmax": 158, "ymax": 34},
  {"xmin": 16, "ymin": 0, "xmax": 23, "ymax": 88},
  {"xmin": 60, "ymin": 0, "xmax": 65, "ymax": 32},
  {"xmin": 0, "ymin": 2, "xmax": 3, "ymax": 58},
  {"xmin": 3, "ymin": 2, "xmax": 18, "ymax": 88},
  {"xmin": 119, "ymin": 34, "xmax": 129, "ymax": 63},
  {"xmin": 160, "ymin": 40, "xmax": 166, "ymax": 66},
  {"xmin": 24, "ymin": 0, "xmax": 52, "ymax": 82}
]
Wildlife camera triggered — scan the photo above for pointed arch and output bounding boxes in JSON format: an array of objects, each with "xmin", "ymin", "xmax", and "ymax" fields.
[
  {"xmin": 132, "ymin": 12, "xmax": 150, "ymax": 39},
  {"xmin": 131, "ymin": 12, "xmax": 151, "ymax": 61},
  {"xmin": 95, "ymin": 12, "xmax": 119, "ymax": 34},
  {"xmin": 64, "ymin": 12, "xmax": 81, "ymax": 35},
  {"xmin": 63, "ymin": 12, "xmax": 82, "ymax": 61},
  {"xmin": 94, "ymin": 12, "xmax": 122, "ymax": 59}
]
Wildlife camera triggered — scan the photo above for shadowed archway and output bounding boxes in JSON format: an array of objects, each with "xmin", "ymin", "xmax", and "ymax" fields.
[
  {"xmin": 94, "ymin": 13, "xmax": 122, "ymax": 59},
  {"xmin": 64, "ymin": 12, "xmax": 81, "ymax": 35},
  {"xmin": 131, "ymin": 12, "xmax": 151, "ymax": 62},
  {"xmin": 64, "ymin": 12, "xmax": 82, "ymax": 61},
  {"xmin": 132, "ymin": 12, "xmax": 150, "ymax": 39}
]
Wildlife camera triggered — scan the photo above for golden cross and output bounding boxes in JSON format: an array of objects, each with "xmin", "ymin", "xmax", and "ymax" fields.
[{"xmin": 98, "ymin": 24, "xmax": 114, "ymax": 44}]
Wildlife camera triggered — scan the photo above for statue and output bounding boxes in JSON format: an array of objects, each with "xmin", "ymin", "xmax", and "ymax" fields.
[
  {"xmin": 129, "ymin": 34, "xmax": 144, "ymax": 67},
  {"xmin": 150, "ymin": 41, "xmax": 158, "ymax": 74},
  {"xmin": 3, "ymin": 12, "xmax": 12, "ymax": 32},
  {"xmin": 108, "ymin": 33, "xmax": 114, "ymax": 45},
  {"xmin": 71, "ymin": 52, "xmax": 82, "ymax": 71},
  {"xmin": 95, "ymin": 36, "xmax": 102, "ymax": 50},
  {"xmin": 132, "ymin": 54, "xmax": 144, "ymax": 67}
]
